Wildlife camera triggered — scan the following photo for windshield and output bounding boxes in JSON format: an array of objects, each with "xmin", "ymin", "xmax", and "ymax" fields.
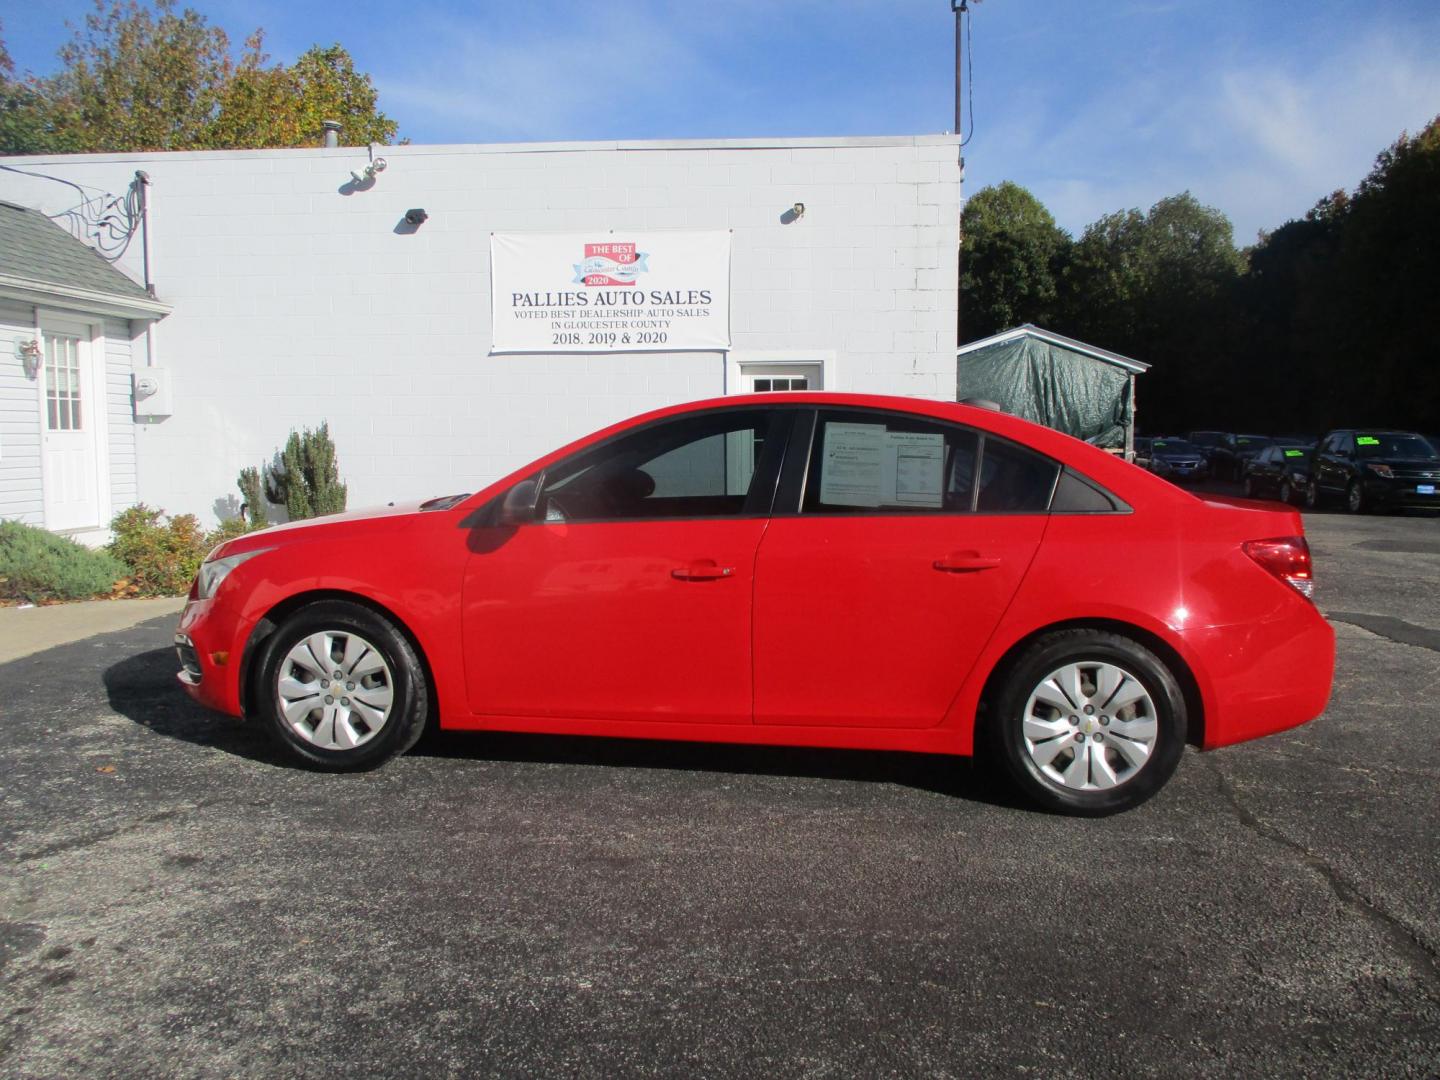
[
  {"xmin": 1233, "ymin": 435, "xmax": 1273, "ymax": 450},
  {"xmin": 1355, "ymin": 434, "xmax": 1439, "ymax": 460},
  {"xmin": 1152, "ymin": 439, "xmax": 1199, "ymax": 454}
]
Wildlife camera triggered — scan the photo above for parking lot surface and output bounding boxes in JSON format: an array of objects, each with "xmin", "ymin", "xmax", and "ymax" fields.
[{"xmin": 2, "ymin": 505, "xmax": 1438, "ymax": 1078}]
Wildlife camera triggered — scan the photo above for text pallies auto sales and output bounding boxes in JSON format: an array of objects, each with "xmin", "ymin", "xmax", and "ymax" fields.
[{"xmin": 510, "ymin": 290, "xmax": 713, "ymax": 308}]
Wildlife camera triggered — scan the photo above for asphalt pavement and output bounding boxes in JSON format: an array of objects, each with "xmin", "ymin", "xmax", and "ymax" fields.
[{"xmin": 1, "ymin": 503, "xmax": 1438, "ymax": 1078}]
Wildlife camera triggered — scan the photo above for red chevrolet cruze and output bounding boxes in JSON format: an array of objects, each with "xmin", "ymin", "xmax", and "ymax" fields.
[{"xmin": 176, "ymin": 394, "xmax": 1334, "ymax": 815}]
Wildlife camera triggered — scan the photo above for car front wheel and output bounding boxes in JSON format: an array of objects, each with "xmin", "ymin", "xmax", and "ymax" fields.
[
  {"xmin": 1345, "ymin": 480, "xmax": 1365, "ymax": 514},
  {"xmin": 991, "ymin": 630, "xmax": 1187, "ymax": 816},
  {"xmin": 257, "ymin": 600, "xmax": 429, "ymax": 771}
]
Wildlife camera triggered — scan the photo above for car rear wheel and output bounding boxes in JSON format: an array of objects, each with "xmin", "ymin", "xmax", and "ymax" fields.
[
  {"xmin": 991, "ymin": 630, "xmax": 1187, "ymax": 816},
  {"xmin": 257, "ymin": 600, "xmax": 428, "ymax": 771},
  {"xmin": 1242, "ymin": 476, "xmax": 1255, "ymax": 498},
  {"xmin": 1279, "ymin": 479, "xmax": 1293, "ymax": 504},
  {"xmin": 1345, "ymin": 480, "xmax": 1365, "ymax": 514}
]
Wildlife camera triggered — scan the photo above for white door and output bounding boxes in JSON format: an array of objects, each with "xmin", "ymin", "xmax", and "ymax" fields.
[{"xmin": 41, "ymin": 329, "xmax": 102, "ymax": 532}]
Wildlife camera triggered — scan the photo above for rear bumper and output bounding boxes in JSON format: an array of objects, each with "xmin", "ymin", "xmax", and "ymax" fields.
[{"xmin": 1182, "ymin": 598, "xmax": 1335, "ymax": 748}]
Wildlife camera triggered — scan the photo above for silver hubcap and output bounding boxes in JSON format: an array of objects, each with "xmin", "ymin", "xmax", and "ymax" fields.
[
  {"xmin": 277, "ymin": 631, "xmax": 394, "ymax": 750},
  {"xmin": 1022, "ymin": 661, "xmax": 1159, "ymax": 791}
]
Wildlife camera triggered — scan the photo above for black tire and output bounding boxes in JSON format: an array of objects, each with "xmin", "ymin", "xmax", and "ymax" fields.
[
  {"xmin": 1279, "ymin": 479, "xmax": 1293, "ymax": 505},
  {"xmin": 256, "ymin": 600, "xmax": 429, "ymax": 771},
  {"xmin": 1305, "ymin": 481, "xmax": 1322, "ymax": 510},
  {"xmin": 1242, "ymin": 476, "xmax": 1255, "ymax": 498},
  {"xmin": 1345, "ymin": 479, "xmax": 1365, "ymax": 514},
  {"xmin": 989, "ymin": 630, "xmax": 1187, "ymax": 817}
]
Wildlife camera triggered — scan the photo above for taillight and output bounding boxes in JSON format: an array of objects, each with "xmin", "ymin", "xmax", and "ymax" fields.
[{"xmin": 1244, "ymin": 536, "xmax": 1315, "ymax": 600}]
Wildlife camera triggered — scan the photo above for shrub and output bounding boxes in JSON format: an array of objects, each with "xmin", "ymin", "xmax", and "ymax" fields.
[
  {"xmin": 108, "ymin": 504, "xmax": 213, "ymax": 596},
  {"xmin": 0, "ymin": 519, "xmax": 130, "ymax": 603},
  {"xmin": 208, "ymin": 516, "xmax": 253, "ymax": 546},
  {"xmin": 263, "ymin": 423, "xmax": 347, "ymax": 521},
  {"xmin": 237, "ymin": 466, "xmax": 268, "ymax": 527}
]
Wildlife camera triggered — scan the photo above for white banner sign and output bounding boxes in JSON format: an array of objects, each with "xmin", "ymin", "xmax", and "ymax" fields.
[{"xmin": 490, "ymin": 231, "xmax": 731, "ymax": 353}]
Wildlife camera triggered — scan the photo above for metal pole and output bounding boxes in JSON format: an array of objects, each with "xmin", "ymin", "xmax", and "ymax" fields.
[
  {"xmin": 135, "ymin": 170, "xmax": 159, "ymax": 370},
  {"xmin": 953, "ymin": 1, "xmax": 968, "ymax": 354},
  {"xmin": 953, "ymin": 1, "xmax": 966, "ymax": 140}
]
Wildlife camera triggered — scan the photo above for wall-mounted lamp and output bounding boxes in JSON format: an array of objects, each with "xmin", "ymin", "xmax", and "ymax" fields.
[
  {"xmin": 404, "ymin": 208, "xmax": 429, "ymax": 226},
  {"xmin": 348, "ymin": 157, "xmax": 388, "ymax": 185},
  {"xmin": 15, "ymin": 338, "xmax": 41, "ymax": 379}
]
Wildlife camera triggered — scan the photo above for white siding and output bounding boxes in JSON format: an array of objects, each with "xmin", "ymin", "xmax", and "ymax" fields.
[
  {"xmin": 0, "ymin": 301, "xmax": 43, "ymax": 525},
  {"xmin": 0, "ymin": 137, "xmax": 961, "ymax": 524}
]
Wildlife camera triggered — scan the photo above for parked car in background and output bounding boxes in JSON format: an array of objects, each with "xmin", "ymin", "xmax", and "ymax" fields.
[
  {"xmin": 1148, "ymin": 438, "xmax": 1211, "ymax": 483},
  {"xmin": 1231, "ymin": 435, "xmax": 1276, "ymax": 475},
  {"xmin": 1188, "ymin": 431, "xmax": 1237, "ymax": 479},
  {"xmin": 1243, "ymin": 443, "xmax": 1313, "ymax": 505},
  {"xmin": 174, "ymin": 393, "xmax": 1334, "ymax": 816},
  {"xmin": 1132, "ymin": 436, "xmax": 1152, "ymax": 468},
  {"xmin": 1308, "ymin": 429, "xmax": 1440, "ymax": 513}
]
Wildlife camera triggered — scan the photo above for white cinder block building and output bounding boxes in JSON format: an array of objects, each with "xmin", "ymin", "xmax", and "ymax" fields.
[{"xmin": 0, "ymin": 135, "xmax": 960, "ymax": 531}]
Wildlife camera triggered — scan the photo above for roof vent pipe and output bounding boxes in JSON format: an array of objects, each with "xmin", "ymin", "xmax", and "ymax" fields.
[{"xmin": 321, "ymin": 120, "xmax": 341, "ymax": 148}]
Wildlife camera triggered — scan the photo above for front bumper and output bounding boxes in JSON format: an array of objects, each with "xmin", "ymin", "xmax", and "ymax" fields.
[
  {"xmin": 175, "ymin": 596, "xmax": 247, "ymax": 717},
  {"xmin": 1157, "ymin": 462, "xmax": 1211, "ymax": 482},
  {"xmin": 1364, "ymin": 476, "xmax": 1440, "ymax": 508}
]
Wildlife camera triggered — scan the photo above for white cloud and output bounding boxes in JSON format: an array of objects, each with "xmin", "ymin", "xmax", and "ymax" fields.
[
  {"xmin": 377, "ymin": 8, "xmax": 715, "ymax": 141},
  {"xmin": 970, "ymin": 27, "xmax": 1440, "ymax": 243}
]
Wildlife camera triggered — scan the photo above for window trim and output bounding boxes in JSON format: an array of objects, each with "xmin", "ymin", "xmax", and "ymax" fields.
[
  {"xmin": 481, "ymin": 405, "xmax": 799, "ymax": 528},
  {"xmin": 773, "ymin": 406, "xmax": 1128, "ymax": 518}
]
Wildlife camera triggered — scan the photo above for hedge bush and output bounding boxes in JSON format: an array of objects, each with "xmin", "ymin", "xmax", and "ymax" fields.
[
  {"xmin": 0, "ymin": 519, "xmax": 131, "ymax": 603},
  {"xmin": 107, "ymin": 506, "xmax": 261, "ymax": 597},
  {"xmin": 108, "ymin": 505, "xmax": 213, "ymax": 596}
]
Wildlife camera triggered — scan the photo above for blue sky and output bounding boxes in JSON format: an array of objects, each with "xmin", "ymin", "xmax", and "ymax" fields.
[{"xmin": 5, "ymin": 0, "xmax": 1439, "ymax": 242}]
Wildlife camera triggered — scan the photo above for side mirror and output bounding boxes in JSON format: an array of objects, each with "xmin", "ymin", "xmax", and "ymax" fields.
[{"xmin": 497, "ymin": 479, "xmax": 540, "ymax": 526}]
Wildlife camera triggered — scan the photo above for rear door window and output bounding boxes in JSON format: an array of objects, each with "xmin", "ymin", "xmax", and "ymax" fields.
[{"xmin": 800, "ymin": 410, "xmax": 1059, "ymax": 515}]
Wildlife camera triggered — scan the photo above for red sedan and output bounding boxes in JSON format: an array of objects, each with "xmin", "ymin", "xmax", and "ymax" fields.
[{"xmin": 176, "ymin": 394, "xmax": 1334, "ymax": 815}]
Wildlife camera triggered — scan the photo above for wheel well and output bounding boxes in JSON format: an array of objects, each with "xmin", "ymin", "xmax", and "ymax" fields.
[
  {"xmin": 977, "ymin": 618, "xmax": 1206, "ymax": 748},
  {"xmin": 238, "ymin": 589, "xmax": 439, "ymax": 725}
]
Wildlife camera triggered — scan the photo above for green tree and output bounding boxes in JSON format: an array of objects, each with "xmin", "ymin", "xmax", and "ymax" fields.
[
  {"xmin": 1060, "ymin": 192, "xmax": 1243, "ymax": 430},
  {"xmin": 1238, "ymin": 115, "xmax": 1440, "ymax": 433},
  {"xmin": 207, "ymin": 43, "xmax": 397, "ymax": 149},
  {"xmin": 960, "ymin": 181, "xmax": 1071, "ymax": 342},
  {"xmin": 1, "ymin": 20, "xmax": 78, "ymax": 154},
  {"xmin": 236, "ymin": 465, "xmax": 268, "ymax": 527},
  {"xmin": 264, "ymin": 424, "xmax": 347, "ymax": 521},
  {"xmin": 0, "ymin": 1, "xmax": 396, "ymax": 154},
  {"xmin": 1325, "ymin": 117, "xmax": 1440, "ymax": 429}
]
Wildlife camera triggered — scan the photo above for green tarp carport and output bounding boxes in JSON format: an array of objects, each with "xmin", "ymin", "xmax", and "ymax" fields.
[{"xmin": 955, "ymin": 324, "xmax": 1149, "ymax": 453}]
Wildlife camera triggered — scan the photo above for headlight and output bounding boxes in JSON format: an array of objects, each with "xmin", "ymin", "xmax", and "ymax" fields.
[{"xmin": 196, "ymin": 548, "xmax": 272, "ymax": 600}]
